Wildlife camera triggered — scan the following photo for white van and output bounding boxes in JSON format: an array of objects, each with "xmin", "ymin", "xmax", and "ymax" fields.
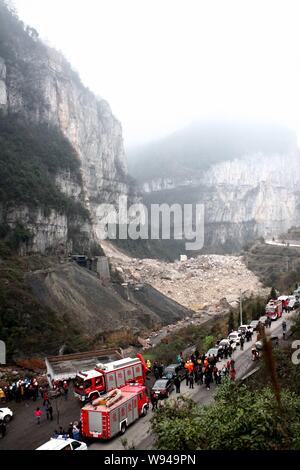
[{"xmin": 36, "ymin": 436, "xmax": 87, "ymax": 451}]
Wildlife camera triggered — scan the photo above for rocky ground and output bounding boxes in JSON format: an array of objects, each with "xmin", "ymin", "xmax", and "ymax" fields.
[{"xmin": 103, "ymin": 242, "xmax": 268, "ymax": 316}]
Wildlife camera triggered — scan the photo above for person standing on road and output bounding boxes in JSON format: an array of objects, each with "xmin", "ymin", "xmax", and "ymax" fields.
[
  {"xmin": 0, "ymin": 419, "xmax": 6, "ymax": 438},
  {"xmin": 282, "ymin": 320, "xmax": 287, "ymax": 339},
  {"xmin": 43, "ymin": 390, "xmax": 49, "ymax": 406},
  {"xmin": 240, "ymin": 336, "xmax": 245, "ymax": 351},
  {"xmin": 174, "ymin": 375, "xmax": 181, "ymax": 393},
  {"xmin": 153, "ymin": 361, "xmax": 159, "ymax": 380},
  {"xmin": 151, "ymin": 394, "xmax": 158, "ymax": 411},
  {"xmin": 46, "ymin": 402, "xmax": 53, "ymax": 421},
  {"xmin": 63, "ymin": 381, "xmax": 69, "ymax": 400},
  {"xmin": 204, "ymin": 369, "xmax": 212, "ymax": 390},
  {"xmin": 34, "ymin": 407, "xmax": 42, "ymax": 425},
  {"xmin": 189, "ymin": 373, "xmax": 194, "ymax": 389},
  {"xmin": 68, "ymin": 423, "xmax": 74, "ymax": 439},
  {"xmin": 73, "ymin": 422, "xmax": 80, "ymax": 440}
]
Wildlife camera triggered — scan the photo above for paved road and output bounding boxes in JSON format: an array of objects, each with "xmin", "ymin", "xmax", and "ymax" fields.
[
  {"xmin": 89, "ymin": 313, "xmax": 293, "ymax": 451},
  {"xmin": 0, "ymin": 313, "xmax": 293, "ymax": 450},
  {"xmin": 265, "ymin": 240, "xmax": 300, "ymax": 248}
]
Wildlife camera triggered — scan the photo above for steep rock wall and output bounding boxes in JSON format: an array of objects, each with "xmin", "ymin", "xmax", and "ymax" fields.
[
  {"xmin": 0, "ymin": 9, "xmax": 129, "ymax": 253},
  {"xmin": 141, "ymin": 152, "xmax": 300, "ymax": 252}
]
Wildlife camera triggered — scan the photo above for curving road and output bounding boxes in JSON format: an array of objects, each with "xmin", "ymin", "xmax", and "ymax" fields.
[{"xmin": 89, "ymin": 313, "xmax": 294, "ymax": 451}]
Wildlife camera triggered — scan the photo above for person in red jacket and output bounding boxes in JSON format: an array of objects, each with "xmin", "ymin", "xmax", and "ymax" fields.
[{"xmin": 34, "ymin": 407, "xmax": 42, "ymax": 425}]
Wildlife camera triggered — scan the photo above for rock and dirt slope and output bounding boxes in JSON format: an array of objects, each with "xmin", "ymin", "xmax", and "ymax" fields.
[{"xmin": 103, "ymin": 242, "xmax": 268, "ymax": 314}]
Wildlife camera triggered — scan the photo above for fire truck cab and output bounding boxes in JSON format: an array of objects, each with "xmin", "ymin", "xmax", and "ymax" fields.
[
  {"xmin": 81, "ymin": 384, "xmax": 149, "ymax": 440},
  {"xmin": 74, "ymin": 356, "xmax": 147, "ymax": 402}
]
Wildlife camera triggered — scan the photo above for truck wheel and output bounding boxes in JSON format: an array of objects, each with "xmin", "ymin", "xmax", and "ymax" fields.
[
  {"xmin": 142, "ymin": 407, "xmax": 148, "ymax": 417},
  {"xmin": 90, "ymin": 393, "xmax": 98, "ymax": 402},
  {"xmin": 120, "ymin": 423, "xmax": 127, "ymax": 435}
]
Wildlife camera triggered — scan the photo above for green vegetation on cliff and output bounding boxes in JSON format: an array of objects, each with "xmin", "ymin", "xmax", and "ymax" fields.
[{"xmin": 0, "ymin": 113, "xmax": 88, "ymax": 216}]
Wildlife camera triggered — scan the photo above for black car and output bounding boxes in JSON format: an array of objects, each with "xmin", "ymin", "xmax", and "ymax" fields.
[
  {"xmin": 150, "ymin": 379, "xmax": 174, "ymax": 400},
  {"xmin": 162, "ymin": 364, "xmax": 186, "ymax": 381}
]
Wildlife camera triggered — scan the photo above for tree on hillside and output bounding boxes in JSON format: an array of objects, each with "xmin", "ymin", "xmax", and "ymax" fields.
[
  {"xmin": 203, "ymin": 336, "xmax": 214, "ymax": 352},
  {"xmin": 151, "ymin": 381, "xmax": 300, "ymax": 450},
  {"xmin": 227, "ymin": 310, "xmax": 235, "ymax": 333},
  {"xmin": 270, "ymin": 287, "xmax": 277, "ymax": 300}
]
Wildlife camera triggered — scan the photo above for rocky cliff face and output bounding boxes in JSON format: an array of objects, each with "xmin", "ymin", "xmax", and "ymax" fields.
[
  {"xmin": 0, "ymin": 4, "xmax": 129, "ymax": 253},
  {"xmin": 140, "ymin": 151, "xmax": 300, "ymax": 253}
]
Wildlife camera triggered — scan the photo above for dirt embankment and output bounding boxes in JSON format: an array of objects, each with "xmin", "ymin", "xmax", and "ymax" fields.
[{"xmin": 27, "ymin": 262, "xmax": 191, "ymax": 340}]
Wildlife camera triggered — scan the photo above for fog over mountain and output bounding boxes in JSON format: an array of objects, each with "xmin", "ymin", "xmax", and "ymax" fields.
[
  {"xmin": 126, "ymin": 119, "xmax": 300, "ymax": 256},
  {"xmin": 128, "ymin": 119, "xmax": 298, "ymax": 182}
]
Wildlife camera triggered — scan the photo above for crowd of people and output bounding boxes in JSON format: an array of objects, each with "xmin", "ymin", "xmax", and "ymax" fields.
[
  {"xmin": 0, "ymin": 377, "xmax": 40, "ymax": 403},
  {"xmin": 0, "ymin": 375, "xmax": 76, "ymax": 442},
  {"xmin": 52, "ymin": 421, "xmax": 82, "ymax": 441},
  {"xmin": 149, "ymin": 350, "xmax": 237, "ymax": 410}
]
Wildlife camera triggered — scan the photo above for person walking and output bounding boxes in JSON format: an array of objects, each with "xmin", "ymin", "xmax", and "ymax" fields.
[
  {"xmin": 240, "ymin": 336, "xmax": 245, "ymax": 351},
  {"xmin": 34, "ymin": 407, "xmax": 42, "ymax": 425}
]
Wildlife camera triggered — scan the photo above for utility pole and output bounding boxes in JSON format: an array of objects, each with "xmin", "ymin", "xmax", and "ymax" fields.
[{"xmin": 240, "ymin": 289, "xmax": 243, "ymax": 326}]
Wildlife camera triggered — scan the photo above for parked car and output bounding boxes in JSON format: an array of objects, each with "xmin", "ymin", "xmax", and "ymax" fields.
[
  {"xmin": 249, "ymin": 320, "xmax": 260, "ymax": 331},
  {"xmin": 228, "ymin": 331, "xmax": 242, "ymax": 346},
  {"xmin": 162, "ymin": 364, "xmax": 186, "ymax": 381},
  {"xmin": 150, "ymin": 379, "xmax": 174, "ymax": 400},
  {"xmin": 0, "ymin": 407, "xmax": 13, "ymax": 423},
  {"xmin": 36, "ymin": 437, "xmax": 87, "ymax": 451},
  {"xmin": 217, "ymin": 339, "xmax": 237, "ymax": 352},
  {"xmin": 256, "ymin": 336, "xmax": 279, "ymax": 351},
  {"xmin": 287, "ymin": 298, "xmax": 299, "ymax": 311},
  {"xmin": 238, "ymin": 325, "xmax": 253, "ymax": 336},
  {"xmin": 205, "ymin": 347, "xmax": 221, "ymax": 360}
]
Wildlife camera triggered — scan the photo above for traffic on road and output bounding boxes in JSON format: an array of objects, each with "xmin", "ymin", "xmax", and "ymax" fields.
[{"xmin": 0, "ymin": 291, "xmax": 296, "ymax": 450}]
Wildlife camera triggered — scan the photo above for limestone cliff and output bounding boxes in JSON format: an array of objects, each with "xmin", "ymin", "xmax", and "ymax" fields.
[
  {"xmin": 0, "ymin": 2, "xmax": 128, "ymax": 253},
  {"xmin": 129, "ymin": 121, "xmax": 300, "ymax": 253}
]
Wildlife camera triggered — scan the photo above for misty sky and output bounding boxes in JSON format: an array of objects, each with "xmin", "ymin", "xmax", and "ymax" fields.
[{"xmin": 13, "ymin": 0, "xmax": 300, "ymax": 147}]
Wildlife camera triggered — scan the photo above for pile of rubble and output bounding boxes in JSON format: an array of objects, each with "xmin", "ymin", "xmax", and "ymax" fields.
[{"xmin": 104, "ymin": 243, "xmax": 268, "ymax": 314}]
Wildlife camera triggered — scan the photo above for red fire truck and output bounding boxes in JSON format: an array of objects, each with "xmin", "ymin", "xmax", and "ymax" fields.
[
  {"xmin": 265, "ymin": 299, "xmax": 283, "ymax": 320},
  {"xmin": 81, "ymin": 384, "xmax": 149, "ymax": 439},
  {"xmin": 74, "ymin": 355, "xmax": 148, "ymax": 402}
]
